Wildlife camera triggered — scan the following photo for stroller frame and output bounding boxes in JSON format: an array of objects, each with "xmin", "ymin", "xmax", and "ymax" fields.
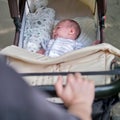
[{"xmin": 7, "ymin": 0, "xmax": 120, "ymax": 119}]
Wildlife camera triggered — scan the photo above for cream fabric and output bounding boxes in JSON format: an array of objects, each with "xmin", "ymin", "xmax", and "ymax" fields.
[
  {"xmin": 48, "ymin": 0, "xmax": 94, "ymax": 19},
  {"xmin": 79, "ymin": 0, "xmax": 95, "ymax": 13},
  {"xmin": 1, "ymin": 43, "xmax": 120, "ymax": 86}
]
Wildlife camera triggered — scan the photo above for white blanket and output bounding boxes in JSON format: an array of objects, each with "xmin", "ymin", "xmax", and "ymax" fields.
[{"xmin": 1, "ymin": 43, "xmax": 120, "ymax": 86}]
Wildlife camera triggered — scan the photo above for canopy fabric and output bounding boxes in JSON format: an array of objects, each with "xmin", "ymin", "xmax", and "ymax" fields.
[{"xmin": 79, "ymin": 0, "xmax": 96, "ymax": 13}]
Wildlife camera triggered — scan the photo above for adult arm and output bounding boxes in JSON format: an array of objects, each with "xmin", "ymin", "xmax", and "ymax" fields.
[{"xmin": 0, "ymin": 58, "xmax": 80, "ymax": 120}]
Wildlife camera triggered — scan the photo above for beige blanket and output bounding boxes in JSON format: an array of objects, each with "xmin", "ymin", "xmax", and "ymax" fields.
[{"xmin": 1, "ymin": 43, "xmax": 120, "ymax": 86}]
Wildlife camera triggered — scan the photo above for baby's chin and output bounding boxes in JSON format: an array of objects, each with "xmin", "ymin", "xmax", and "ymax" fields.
[{"xmin": 52, "ymin": 35, "xmax": 58, "ymax": 39}]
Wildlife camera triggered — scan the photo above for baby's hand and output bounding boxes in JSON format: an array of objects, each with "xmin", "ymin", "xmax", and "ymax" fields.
[
  {"xmin": 93, "ymin": 40, "xmax": 100, "ymax": 45},
  {"xmin": 36, "ymin": 48, "xmax": 45, "ymax": 54}
]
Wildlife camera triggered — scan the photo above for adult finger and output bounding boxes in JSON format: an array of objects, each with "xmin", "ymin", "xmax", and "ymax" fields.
[{"xmin": 55, "ymin": 75, "xmax": 64, "ymax": 97}]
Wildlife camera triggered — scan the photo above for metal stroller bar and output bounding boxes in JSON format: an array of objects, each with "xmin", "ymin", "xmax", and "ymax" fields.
[
  {"xmin": 7, "ymin": 0, "xmax": 26, "ymax": 46},
  {"xmin": 96, "ymin": 0, "xmax": 107, "ymax": 43},
  {"xmin": 21, "ymin": 70, "xmax": 120, "ymax": 76},
  {"xmin": 21, "ymin": 69, "xmax": 120, "ymax": 99}
]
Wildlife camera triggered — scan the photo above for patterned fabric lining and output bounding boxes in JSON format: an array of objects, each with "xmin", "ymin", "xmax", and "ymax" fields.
[{"xmin": 23, "ymin": 7, "xmax": 55, "ymax": 52}]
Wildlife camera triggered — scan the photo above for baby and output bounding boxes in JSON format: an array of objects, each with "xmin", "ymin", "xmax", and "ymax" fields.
[{"xmin": 37, "ymin": 19, "xmax": 82, "ymax": 57}]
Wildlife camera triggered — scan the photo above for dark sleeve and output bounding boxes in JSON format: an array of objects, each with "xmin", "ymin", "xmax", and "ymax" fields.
[{"xmin": 0, "ymin": 58, "xmax": 80, "ymax": 120}]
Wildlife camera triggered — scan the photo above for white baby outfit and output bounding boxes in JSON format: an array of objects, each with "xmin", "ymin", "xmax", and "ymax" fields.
[{"xmin": 45, "ymin": 38, "xmax": 83, "ymax": 57}]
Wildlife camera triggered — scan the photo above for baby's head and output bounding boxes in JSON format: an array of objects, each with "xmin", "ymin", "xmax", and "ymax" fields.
[{"xmin": 52, "ymin": 19, "xmax": 81, "ymax": 40}]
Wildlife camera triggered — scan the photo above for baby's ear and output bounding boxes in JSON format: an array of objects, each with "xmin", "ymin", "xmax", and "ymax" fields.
[{"xmin": 69, "ymin": 28, "xmax": 75, "ymax": 35}]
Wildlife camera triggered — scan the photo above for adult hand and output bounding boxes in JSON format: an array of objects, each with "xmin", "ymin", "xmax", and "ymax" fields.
[{"xmin": 55, "ymin": 73, "xmax": 95, "ymax": 120}]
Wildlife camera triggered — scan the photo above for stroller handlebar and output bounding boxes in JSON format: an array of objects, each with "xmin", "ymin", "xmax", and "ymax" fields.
[
  {"xmin": 20, "ymin": 71, "xmax": 120, "ymax": 99},
  {"xmin": 35, "ymin": 79, "xmax": 120, "ymax": 99},
  {"xmin": 95, "ymin": 79, "xmax": 120, "ymax": 99}
]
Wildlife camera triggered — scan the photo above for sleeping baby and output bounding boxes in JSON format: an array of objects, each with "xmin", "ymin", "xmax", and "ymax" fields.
[{"xmin": 37, "ymin": 19, "xmax": 83, "ymax": 57}]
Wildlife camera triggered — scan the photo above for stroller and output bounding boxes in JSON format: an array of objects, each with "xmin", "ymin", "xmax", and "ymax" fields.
[{"xmin": 2, "ymin": 0, "xmax": 120, "ymax": 119}]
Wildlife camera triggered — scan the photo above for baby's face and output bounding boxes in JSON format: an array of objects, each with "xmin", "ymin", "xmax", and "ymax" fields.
[{"xmin": 52, "ymin": 21, "xmax": 71, "ymax": 39}]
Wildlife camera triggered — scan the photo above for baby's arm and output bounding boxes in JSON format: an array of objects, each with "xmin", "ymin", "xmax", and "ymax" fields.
[
  {"xmin": 36, "ymin": 40, "xmax": 54, "ymax": 55},
  {"xmin": 93, "ymin": 40, "xmax": 100, "ymax": 45},
  {"xmin": 55, "ymin": 73, "xmax": 95, "ymax": 120}
]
